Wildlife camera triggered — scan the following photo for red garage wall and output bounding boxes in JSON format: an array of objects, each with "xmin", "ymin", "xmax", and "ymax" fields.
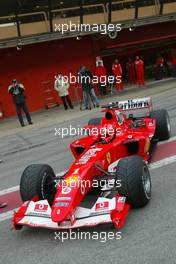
[{"xmin": 0, "ymin": 36, "xmax": 95, "ymax": 117}]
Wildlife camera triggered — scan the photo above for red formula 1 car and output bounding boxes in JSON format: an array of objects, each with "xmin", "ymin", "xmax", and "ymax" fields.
[{"xmin": 13, "ymin": 97, "xmax": 171, "ymax": 230}]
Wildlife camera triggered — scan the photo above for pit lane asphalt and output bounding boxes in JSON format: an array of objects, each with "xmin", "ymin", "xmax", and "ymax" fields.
[{"xmin": 1, "ymin": 80, "xmax": 176, "ymax": 264}]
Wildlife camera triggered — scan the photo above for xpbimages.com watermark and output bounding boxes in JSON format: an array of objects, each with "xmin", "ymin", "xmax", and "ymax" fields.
[
  {"xmin": 55, "ymin": 177, "xmax": 121, "ymax": 190},
  {"xmin": 54, "ymin": 229, "xmax": 122, "ymax": 243},
  {"xmin": 54, "ymin": 21, "xmax": 122, "ymax": 35},
  {"xmin": 55, "ymin": 73, "xmax": 121, "ymax": 86},
  {"xmin": 54, "ymin": 124, "xmax": 122, "ymax": 139}
]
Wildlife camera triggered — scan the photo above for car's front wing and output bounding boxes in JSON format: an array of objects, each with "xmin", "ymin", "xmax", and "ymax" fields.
[{"xmin": 13, "ymin": 196, "xmax": 130, "ymax": 230}]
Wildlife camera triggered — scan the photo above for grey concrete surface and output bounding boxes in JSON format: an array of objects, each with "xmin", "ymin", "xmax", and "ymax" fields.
[{"xmin": 0, "ymin": 79, "xmax": 176, "ymax": 264}]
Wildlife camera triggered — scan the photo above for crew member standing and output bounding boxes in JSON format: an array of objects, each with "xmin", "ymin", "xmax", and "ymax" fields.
[
  {"xmin": 8, "ymin": 79, "xmax": 33, "ymax": 127},
  {"xmin": 54, "ymin": 73, "xmax": 73, "ymax": 110},
  {"xmin": 155, "ymin": 54, "xmax": 164, "ymax": 80},
  {"xmin": 95, "ymin": 61, "xmax": 107, "ymax": 95},
  {"xmin": 126, "ymin": 58, "xmax": 136, "ymax": 85},
  {"xmin": 79, "ymin": 66, "xmax": 99, "ymax": 110},
  {"xmin": 135, "ymin": 56, "xmax": 145, "ymax": 86},
  {"xmin": 112, "ymin": 59, "xmax": 123, "ymax": 91}
]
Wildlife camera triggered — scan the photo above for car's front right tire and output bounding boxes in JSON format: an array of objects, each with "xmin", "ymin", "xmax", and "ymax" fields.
[
  {"xmin": 20, "ymin": 164, "xmax": 57, "ymax": 205},
  {"xmin": 116, "ymin": 156, "xmax": 151, "ymax": 208}
]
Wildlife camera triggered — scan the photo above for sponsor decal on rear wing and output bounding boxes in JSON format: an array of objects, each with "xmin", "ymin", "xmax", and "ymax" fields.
[
  {"xmin": 103, "ymin": 97, "xmax": 153, "ymax": 112},
  {"xmin": 115, "ymin": 97, "xmax": 152, "ymax": 111}
]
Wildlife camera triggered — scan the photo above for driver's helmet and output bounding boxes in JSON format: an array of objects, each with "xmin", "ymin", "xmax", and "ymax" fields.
[{"xmin": 115, "ymin": 110, "xmax": 124, "ymax": 125}]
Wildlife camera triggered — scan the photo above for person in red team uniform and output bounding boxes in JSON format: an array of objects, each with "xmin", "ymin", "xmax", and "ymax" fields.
[
  {"xmin": 155, "ymin": 54, "xmax": 164, "ymax": 80},
  {"xmin": 112, "ymin": 59, "xmax": 123, "ymax": 91},
  {"xmin": 126, "ymin": 57, "xmax": 136, "ymax": 85},
  {"xmin": 95, "ymin": 61, "xmax": 107, "ymax": 95},
  {"xmin": 135, "ymin": 56, "xmax": 145, "ymax": 86}
]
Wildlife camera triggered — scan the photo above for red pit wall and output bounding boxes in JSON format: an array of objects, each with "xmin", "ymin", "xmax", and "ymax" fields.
[{"xmin": 0, "ymin": 36, "xmax": 95, "ymax": 117}]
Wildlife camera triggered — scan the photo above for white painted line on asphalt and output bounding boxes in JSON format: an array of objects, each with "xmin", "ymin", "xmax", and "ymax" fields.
[
  {"xmin": 0, "ymin": 185, "xmax": 19, "ymax": 196},
  {"xmin": 158, "ymin": 136, "xmax": 176, "ymax": 145},
  {"xmin": 1, "ymin": 157, "xmax": 176, "ymax": 223},
  {"xmin": 0, "ymin": 208, "xmax": 18, "ymax": 222},
  {"xmin": 149, "ymin": 155, "xmax": 176, "ymax": 170}
]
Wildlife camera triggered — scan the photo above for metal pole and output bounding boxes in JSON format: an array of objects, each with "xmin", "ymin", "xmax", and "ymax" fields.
[
  {"xmin": 48, "ymin": 0, "xmax": 53, "ymax": 32},
  {"xmin": 80, "ymin": 0, "xmax": 83, "ymax": 24},
  {"xmin": 135, "ymin": 0, "xmax": 139, "ymax": 19},
  {"xmin": 14, "ymin": 0, "xmax": 21, "ymax": 37},
  {"xmin": 108, "ymin": 0, "xmax": 112, "ymax": 24}
]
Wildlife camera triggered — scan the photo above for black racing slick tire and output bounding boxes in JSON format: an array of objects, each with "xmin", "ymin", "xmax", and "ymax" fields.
[
  {"xmin": 20, "ymin": 164, "xmax": 57, "ymax": 205},
  {"xmin": 151, "ymin": 109, "xmax": 171, "ymax": 141},
  {"xmin": 88, "ymin": 118, "xmax": 101, "ymax": 126},
  {"xmin": 116, "ymin": 156, "xmax": 151, "ymax": 208}
]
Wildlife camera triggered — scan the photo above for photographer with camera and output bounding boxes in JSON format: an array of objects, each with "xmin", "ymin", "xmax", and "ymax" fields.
[{"xmin": 8, "ymin": 79, "xmax": 33, "ymax": 127}]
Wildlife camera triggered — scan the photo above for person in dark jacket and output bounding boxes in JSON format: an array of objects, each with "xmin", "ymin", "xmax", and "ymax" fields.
[
  {"xmin": 95, "ymin": 61, "xmax": 107, "ymax": 95},
  {"xmin": 79, "ymin": 66, "xmax": 99, "ymax": 110},
  {"xmin": 126, "ymin": 57, "xmax": 136, "ymax": 85},
  {"xmin": 154, "ymin": 54, "xmax": 164, "ymax": 80},
  {"xmin": 8, "ymin": 79, "xmax": 33, "ymax": 127}
]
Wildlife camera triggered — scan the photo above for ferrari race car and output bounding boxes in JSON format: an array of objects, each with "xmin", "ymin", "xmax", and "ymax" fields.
[{"xmin": 13, "ymin": 97, "xmax": 171, "ymax": 230}]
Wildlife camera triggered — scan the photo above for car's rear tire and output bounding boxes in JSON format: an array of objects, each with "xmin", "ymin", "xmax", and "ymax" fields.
[
  {"xmin": 88, "ymin": 118, "xmax": 101, "ymax": 126},
  {"xmin": 116, "ymin": 156, "xmax": 151, "ymax": 208},
  {"xmin": 20, "ymin": 164, "xmax": 57, "ymax": 205},
  {"xmin": 151, "ymin": 109, "xmax": 171, "ymax": 141}
]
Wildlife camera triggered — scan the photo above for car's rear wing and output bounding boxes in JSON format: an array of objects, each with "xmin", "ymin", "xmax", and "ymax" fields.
[{"xmin": 102, "ymin": 97, "xmax": 153, "ymax": 113}]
